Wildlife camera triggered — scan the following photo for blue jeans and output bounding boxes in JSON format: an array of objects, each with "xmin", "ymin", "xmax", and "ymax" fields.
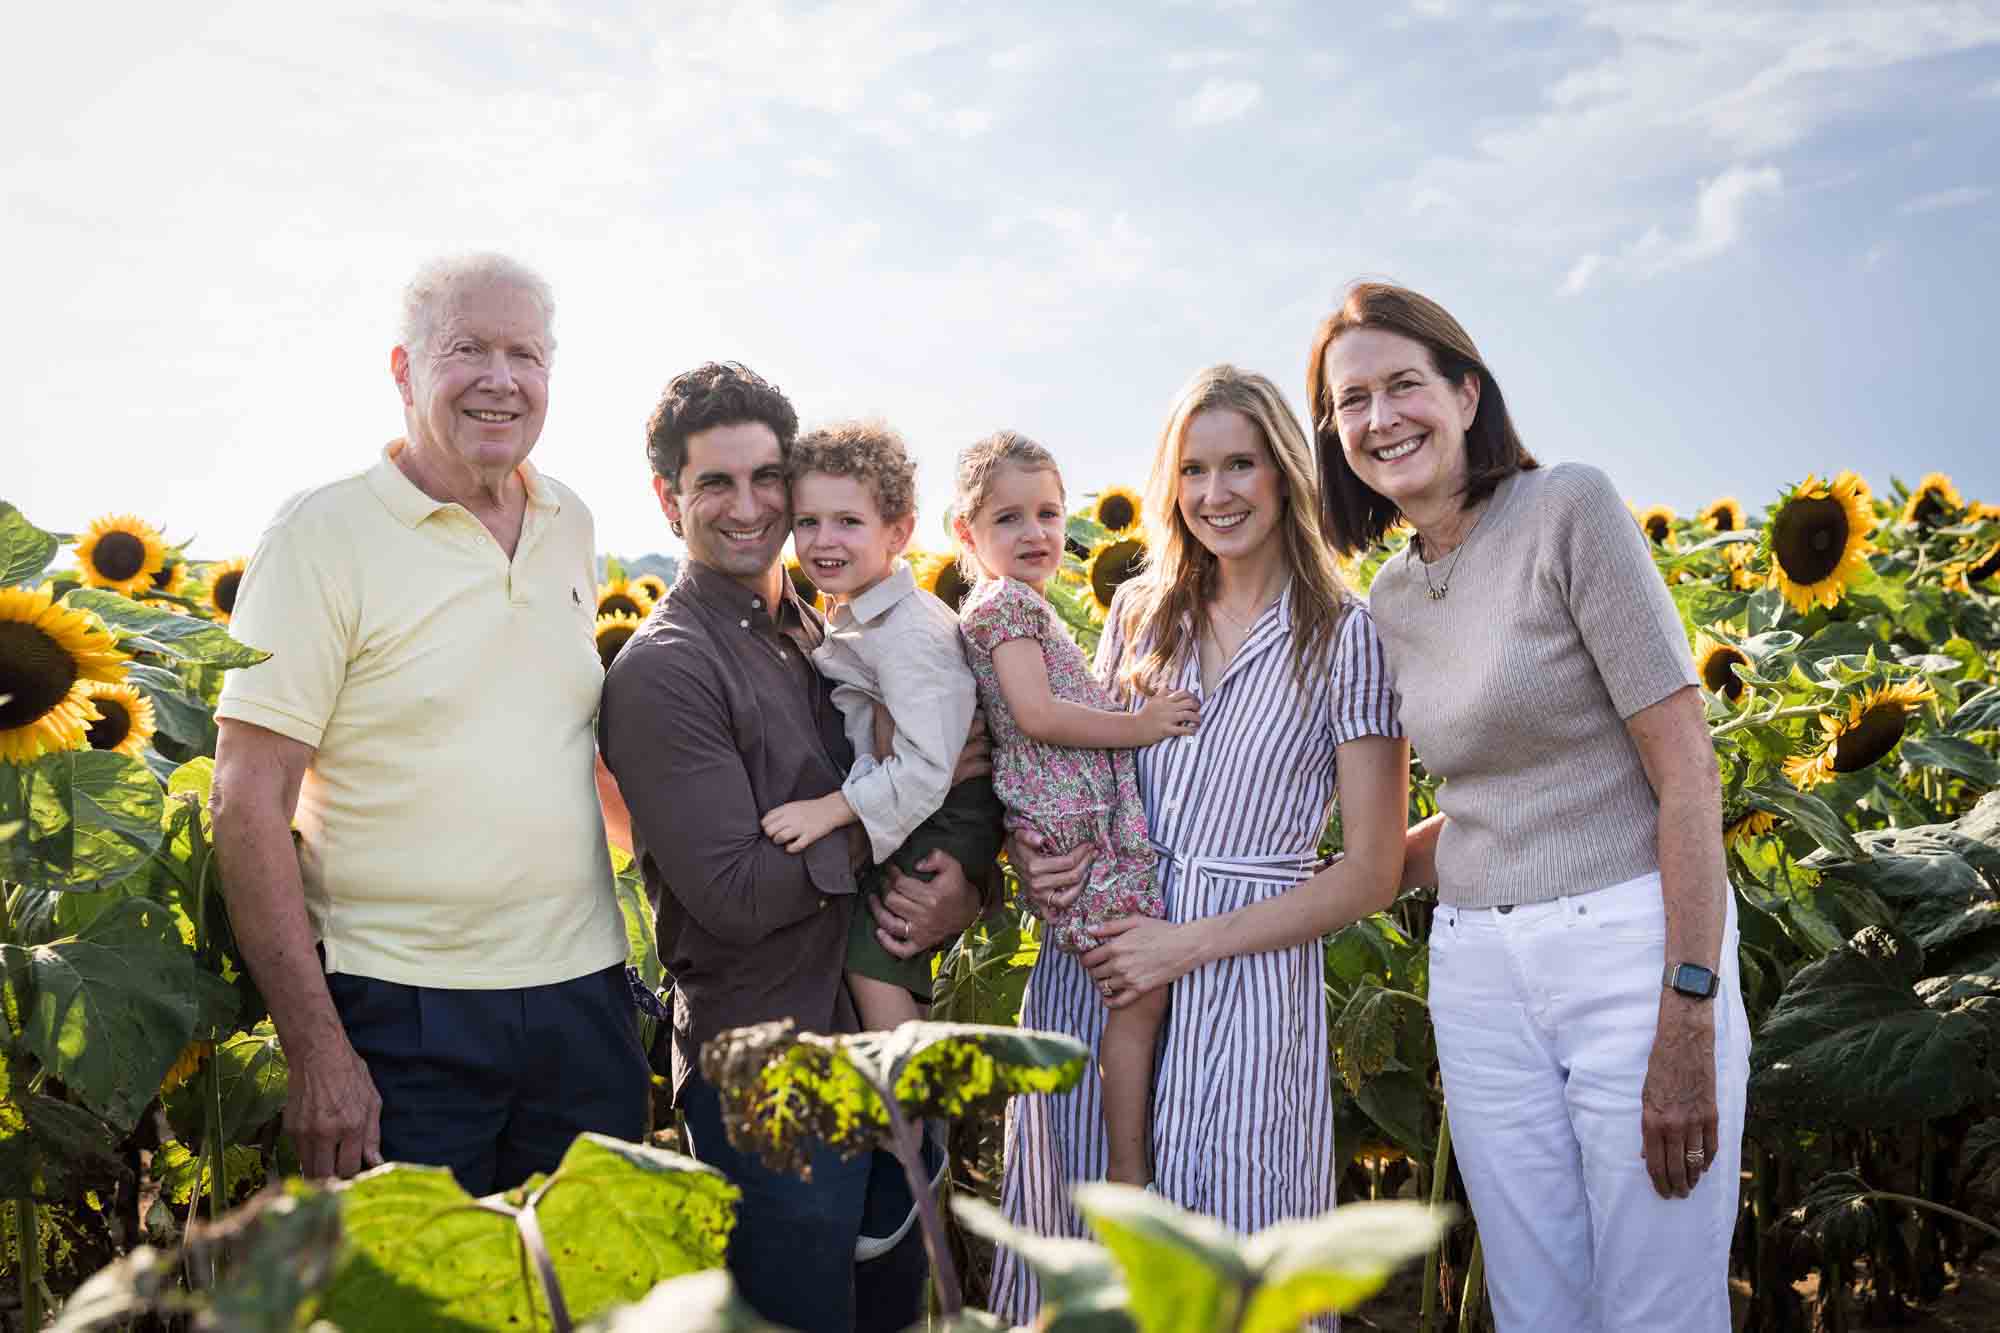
[
  {"xmin": 679, "ymin": 1072, "xmax": 929, "ymax": 1333},
  {"xmin": 327, "ymin": 962, "xmax": 650, "ymax": 1196}
]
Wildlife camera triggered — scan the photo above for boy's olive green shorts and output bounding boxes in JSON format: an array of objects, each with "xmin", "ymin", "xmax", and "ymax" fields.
[{"xmin": 843, "ymin": 775, "xmax": 1005, "ymax": 1004}]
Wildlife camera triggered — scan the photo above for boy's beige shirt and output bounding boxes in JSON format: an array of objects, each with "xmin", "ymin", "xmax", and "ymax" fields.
[{"xmin": 215, "ymin": 441, "xmax": 627, "ymax": 987}]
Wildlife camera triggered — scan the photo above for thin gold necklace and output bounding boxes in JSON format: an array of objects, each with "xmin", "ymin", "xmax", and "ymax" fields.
[{"xmin": 1414, "ymin": 505, "xmax": 1487, "ymax": 602}]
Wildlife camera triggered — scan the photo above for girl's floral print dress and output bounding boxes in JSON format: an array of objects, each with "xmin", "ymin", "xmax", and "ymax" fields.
[{"xmin": 959, "ymin": 576, "xmax": 1163, "ymax": 954}]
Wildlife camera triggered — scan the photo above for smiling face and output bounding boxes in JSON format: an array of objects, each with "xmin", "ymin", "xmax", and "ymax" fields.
[
  {"xmin": 393, "ymin": 280, "xmax": 551, "ymax": 478},
  {"xmin": 1175, "ymin": 408, "xmax": 1285, "ymax": 564},
  {"xmin": 1320, "ymin": 326, "xmax": 1480, "ymax": 513},
  {"xmin": 956, "ymin": 463, "xmax": 1067, "ymax": 589},
  {"xmin": 790, "ymin": 471, "xmax": 915, "ymax": 599},
  {"xmin": 658, "ymin": 421, "xmax": 790, "ymax": 591}
]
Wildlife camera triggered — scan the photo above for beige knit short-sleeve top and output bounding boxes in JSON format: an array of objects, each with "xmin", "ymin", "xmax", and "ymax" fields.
[{"xmin": 1368, "ymin": 463, "xmax": 1699, "ymax": 908}]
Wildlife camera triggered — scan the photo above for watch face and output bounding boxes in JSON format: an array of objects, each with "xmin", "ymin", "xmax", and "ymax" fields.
[{"xmin": 1672, "ymin": 964, "xmax": 1718, "ymax": 996}]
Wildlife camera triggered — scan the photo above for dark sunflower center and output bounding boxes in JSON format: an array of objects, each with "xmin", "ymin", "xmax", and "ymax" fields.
[
  {"xmin": 1644, "ymin": 517, "xmax": 1670, "ymax": 544},
  {"xmin": 1913, "ymin": 493, "xmax": 1949, "ymax": 527},
  {"xmin": 213, "ymin": 570, "xmax": 243, "ymax": 615},
  {"xmin": 151, "ymin": 559, "xmax": 179, "ymax": 591},
  {"xmin": 0, "ymin": 622, "xmax": 80, "ymax": 728},
  {"xmin": 598, "ymin": 593, "xmax": 644, "ymax": 619},
  {"xmin": 1701, "ymin": 650, "xmax": 1747, "ymax": 701},
  {"xmin": 1098, "ymin": 495, "xmax": 1137, "ymax": 532},
  {"xmin": 1771, "ymin": 495, "xmax": 1848, "ymax": 586},
  {"xmin": 85, "ymin": 697, "xmax": 133, "ymax": 750},
  {"xmin": 1091, "ymin": 540, "xmax": 1146, "ymax": 607},
  {"xmin": 935, "ymin": 564, "xmax": 970, "ymax": 614},
  {"xmin": 93, "ymin": 531, "xmax": 147, "ymax": 581},
  {"xmin": 1970, "ymin": 544, "xmax": 2000, "ymax": 583},
  {"xmin": 596, "ymin": 626, "xmax": 637, "ymax": 670},
  {"xmin": 1830, "ymin": 705, "xmax": 1909, "ymax": 774},
  {"xmin": 1710, "ymin": 511, "xmax": 1735, "ymax": 532}
]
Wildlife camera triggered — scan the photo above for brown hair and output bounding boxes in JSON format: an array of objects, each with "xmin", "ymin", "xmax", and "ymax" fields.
[
  {"xmin": 951, "ymin": 430, "xmax": 1065, "ymax": 579},
  {"xmin": 1306, "ymin": 282, "xmax": 1537, "ymax": 555},
  {"xmin": 787, "ymin": 419, "xmax": 917, "ymax": 523},
  {"xmin": 645, "ymin": 360, "xmax": 799, "ymax": 487},
  {"xmin": 1114, "ymin": 365, "xmax": 1353, "ymax": 700}
]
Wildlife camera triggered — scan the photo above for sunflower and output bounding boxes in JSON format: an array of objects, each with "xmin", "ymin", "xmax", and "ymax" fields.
[
  {"xmin": 1699, "ymin": 497, "xmax": 1745, "ymax": 534},
  {"xmin": 595, "ymin": 576, "xmax": 653, "ymax": 621},
  {"xmin": 911, "ymin": 550, "xmax": 974, "ymax": 614},
  {"xmin": 1901, "ymin": 472, "xmax": 1962, "ymax": 528},
  {"xmin": 1943, "ymin": 542, "xmax": 2000, "ymax": 595},
  {"xmin": 594, "ymin": 611, "xmax": 644, "ymax": 670},
  {"xmin": 1092, "ymin": 486, "xmax": 1144, "ymax": 537},
  {"xmin": 161, "ymin": 1040, "xmax": 213, "ymax": 1093},
  {"xmin": 1636, "ymin": 505, "xmax": 1676, "ymax": 547},
  {"xmin": 1970, "ymin": 502, "xmax": 2000, "ymax": 524},
  {"xmin": 1694, "ymin": 635, "xmax": 1750, "ymax": 704},
  {"xmin": 149, "ymin": 551, "xmax": 189, "ymax": 597},
  {"xmin": 77, "ymin": 679, "xmax": 156, "ymax": 757},
  {"xmin": 783, "ymin": 558, "xmax": 823, "ymax": 611},
  {"xmin": 74, "ymin": 514, "xmax": 167, "ymax": 595},
  {"xmin": 1085, "ymin": 535, "xmax": 1148, "ymax": 618},
  {"xmin": 1838, "ymin": 471, "xmax": 1873, "ymax": 508},
  {"xmin": 1723, "ymin": 809, "xmax": 1778, "ymax": 849},
  {"xmin": 1763, "ymin": 474, "xmax": 1874, "ymax": 615},
  {"xmin": 0, "ymin": 587, "xmax": 130, "ymax": 765},
  {"xmin": 1723, "ymin": 541, "xmax": 1761, "ymax": 591},
  {"xmin": 203, "ymin": 558, "xmax": 248, "ymax": 623},
  {"xmin": 633, "ymin": 572, "xmax": 670, "ymax": 605},
  {"xmin": 1781, "ymin": 679, "xmax": 1933, "ymax": 790}
]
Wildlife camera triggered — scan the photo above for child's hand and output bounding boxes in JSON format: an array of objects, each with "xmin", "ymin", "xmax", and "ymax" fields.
[
  {"xmin": 1134, "ymin": 688, "xmax": 1200, "ymax": 743},
  {"xmin": 762, "ymin": 799, "xmax": 837, "ymax": 853}
]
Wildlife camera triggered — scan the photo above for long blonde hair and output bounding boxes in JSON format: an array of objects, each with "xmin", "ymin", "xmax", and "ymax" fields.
[{"xmin": 1115, "ymin": 365, "xmax": 1353, "ymax": 699}]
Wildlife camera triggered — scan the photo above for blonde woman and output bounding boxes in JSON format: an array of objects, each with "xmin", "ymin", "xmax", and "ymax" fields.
[{"xmin": 992, "ymin": 366, "xmax": 1410, "ymax": 1326}]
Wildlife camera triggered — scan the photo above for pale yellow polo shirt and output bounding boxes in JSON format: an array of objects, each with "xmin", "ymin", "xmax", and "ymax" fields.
[{"xmin": 216, "ymin": 441, "xmax": 627, "ymax": 989}]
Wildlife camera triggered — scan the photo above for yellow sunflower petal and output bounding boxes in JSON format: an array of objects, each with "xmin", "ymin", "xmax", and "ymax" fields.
[
  {"xmin": 1084, "ymin": 535, "xmax": 1149, "ymax": 619},
  {"xmin": 783, "ymin": 557, "xmax": 824, "ymax": 612},
  {"xmin": 1693, "ymin": 634, "xmax": 1751, "ymax": 705},
  {"xmin": 203, "ymin": 558, "xmax": 248, "ymax": 623},
  {"xmin": 593, "ymin": 610, "xmax": 644, "ymax": 670},
  {"xmin": 1901, "ymin": 472, "xmax": 1963, "ymax": 527},
  {"xmin": 77, "ymin": 679, "xmax": 156, "ymax": 757},
  {"xmin": 911, "ymin": 549, "xmax": 974, "ymax": 614},
  {"xmin": 633, "ymin": 572, "xmax": 670, "ymax": 605},
  {"xmin": 74, "ymin": 514, "xmax": 167, "ymax": 596},
  {"xmin": 1636, "ymin": 504, "xmax": 1677, "ymax": 547},
  {"xmin": 1699, "ymin": 497, "xmax": 1745, "ymax": 534},
  {"xmin": 0, "ymin": 587, "xmax": 131, "ymax": 766},
  {"xmin": 1723, "ymin": 809, "xmax": 1777, "ymax": 849},
  {"xmin": 1784, "ymin": 679, "xmax": 1933, "ymax": 789},
  {"xmin": 1092, "ymin": 486, "xmax": 1144, "ymax": 537},
  {"xmin": 595, "ymin": 575, "xmax": 654, "ymax": 621}
]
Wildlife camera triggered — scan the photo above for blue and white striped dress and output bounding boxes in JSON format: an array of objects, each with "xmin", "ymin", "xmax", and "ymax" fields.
[{"xmin": 988, "ymin": 582, "xmax": 1402, "ymax": 1325}]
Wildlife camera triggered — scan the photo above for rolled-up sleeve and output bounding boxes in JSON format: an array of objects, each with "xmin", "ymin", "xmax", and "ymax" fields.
[
  {"xmin": 841, "ymin": 616, "xmax": 977, "ymax": 864},
  {"xmin": 600, "ymin": 645, "xmax": 848, "ymax": 947}
]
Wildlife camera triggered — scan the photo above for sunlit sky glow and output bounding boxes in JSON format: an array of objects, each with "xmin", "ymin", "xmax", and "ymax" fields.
[{"xmin": 9, "ymin": 1, "xmax": 1999, "ymax": 563}]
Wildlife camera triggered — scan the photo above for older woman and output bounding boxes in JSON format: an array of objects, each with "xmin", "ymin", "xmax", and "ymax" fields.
[
  {"xmin": 990, "ymin": 365, "xmax": 1409, "ymax": 1327},
  {"xmin": 1309, "ymin": 282, "xmax": 1751, "ymax": 1331}
]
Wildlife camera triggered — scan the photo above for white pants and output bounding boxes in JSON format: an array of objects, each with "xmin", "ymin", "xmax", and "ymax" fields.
[{"xmin": 1429, "ymin": 872, "xmax": 1750, "ymax": 1333}]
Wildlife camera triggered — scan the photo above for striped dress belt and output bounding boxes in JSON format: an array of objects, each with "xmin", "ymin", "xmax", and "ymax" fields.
[{"xmin": 1147, "ymin": 843, "xmax": 1321, "ymax": 887}]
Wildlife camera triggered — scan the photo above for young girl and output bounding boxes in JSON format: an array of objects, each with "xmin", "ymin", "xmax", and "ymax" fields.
[{"xmin": 951, "ymin": 430, "xmax": 1199, "ymax": 1186}]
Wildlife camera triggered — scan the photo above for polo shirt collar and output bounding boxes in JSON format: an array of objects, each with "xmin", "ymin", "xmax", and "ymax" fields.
[
  {"xmin": 365, "ymin": 439, "xmax": 558, "ymax": 529},
  {"xmin": 678, "ymin": 559, "xmax": 813, "ymax": 632},
  {"xmin": 838, "ymin": 561, "xmax": 916, "ymax": 628}
]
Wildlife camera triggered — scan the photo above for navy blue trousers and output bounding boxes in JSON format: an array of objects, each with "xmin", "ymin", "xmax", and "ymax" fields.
[
  {"xmin": 679, "ymin": 1072, "xmax": 929, "ymax": 1333},
  {"xmin": 326, "ymin": 962, "xmax": 650, "ymax": 1196}
]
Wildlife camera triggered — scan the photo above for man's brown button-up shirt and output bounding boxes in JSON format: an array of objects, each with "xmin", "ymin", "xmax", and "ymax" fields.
[{"xmin": 599, "ymin": 560, "xmax": 859, "ymax": 1095}]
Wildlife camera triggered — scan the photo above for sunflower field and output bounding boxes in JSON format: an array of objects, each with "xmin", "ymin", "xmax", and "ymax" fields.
[{"xmin": 2, "ymin": 464, "xmax": 1999, "ymax": 1331}]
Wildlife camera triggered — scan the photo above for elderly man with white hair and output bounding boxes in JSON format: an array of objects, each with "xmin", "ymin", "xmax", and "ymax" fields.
[{"xmin": 210, "ymin": 254, "xmax": 646, "ymax": 1191}]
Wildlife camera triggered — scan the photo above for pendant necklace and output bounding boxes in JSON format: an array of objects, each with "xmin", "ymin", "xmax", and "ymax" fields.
[{"xmin": 1416, "ymin": 505, "xmax": 1487, "ymax": 602}]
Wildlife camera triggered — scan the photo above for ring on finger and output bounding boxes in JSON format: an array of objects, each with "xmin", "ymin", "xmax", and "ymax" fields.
[{"xmin": 1683, "ymin": 1147, "xmax": 1707, "ymax": 1166}]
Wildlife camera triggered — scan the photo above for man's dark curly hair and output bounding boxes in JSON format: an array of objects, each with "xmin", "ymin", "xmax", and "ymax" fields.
[{"xmin": 645, "ymin": 361, "xmax": 800, "ymax": 487}]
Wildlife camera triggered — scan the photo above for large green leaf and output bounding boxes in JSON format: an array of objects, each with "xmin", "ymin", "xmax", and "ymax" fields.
[
  {"xmin": 122, "ymin": 662, "xmax": 217, "ymax": 753},
  {"xmin": 1900, "ymin": 734, "xmax": 2000, "ymax": 788},
  {"xmin": 0, "ymin": 896, "xmax": 238, "ymax": 1132},
  {"xmin": 700, "ymin": 1019, "xmax": 1087, "ymax": 1175},
  {"xmin": 1745, "ymin": 782, "xmax": 1865, "ymax": 862},
  {"xmin": 0, "ymin": 1073, "xmax": 123, "ymax": 1201},
  {"xmin": 1073, "ymin": 1184, "xmax": 1251, "ymax": 1333},
  {"xmin": 0, "ymin": 501, "xmax": 60, "ymax": 587},
  {"xmin": 1351, "ymin": 1070, "xmax": 1431, "ymax": 1160},
  {"xmin": 1949, "ymin": 685, "xmax": 2000, "ymax": 735},
  {"xmin": 953, "ymin": 1195, "xmax": 1134, "ymax": 1331},
  {"xmin": 1749, "ymin": 926, "xmax": 2000, "ymax": 1128},
  {"xmin": 1802, "ymin": 794, "xmax": 2000, "ymax": 963},
  {"xmin": 317, "ymin": 1134, "xmax": 738, "ymax": 1331},
  {"xmin": 61, "ymin": 589, "xmax": 270, "ymax": 668},
  {"xmin": 1238, "ymin": 1201, "xmax": 1455, "ymax": 1333},
  {"xmin": 163, "ymin": 1021, "xmax": 287, "ymax": 1144},
  {"xmin": 0, "ymin": 749, "xmax": 166, "ymax": 893},
  {"xmin": 1330, "ymin": 984, "xmax": 1410, "ymax": 1097}
]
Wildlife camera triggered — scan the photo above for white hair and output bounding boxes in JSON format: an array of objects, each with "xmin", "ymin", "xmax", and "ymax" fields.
[{"xmin": 398, "ymin": 252, "xmax": 556, "ymax": 357}]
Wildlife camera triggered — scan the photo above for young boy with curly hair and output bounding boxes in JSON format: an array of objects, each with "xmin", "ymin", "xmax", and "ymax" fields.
[{"xmin": 761, "ymin": 420, "xmax": 1004, "ymax": 1032}]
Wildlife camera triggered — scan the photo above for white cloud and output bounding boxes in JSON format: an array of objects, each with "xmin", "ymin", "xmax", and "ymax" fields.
[
  {"xmin": 1167, "ymin": 50, "xmax": 1247, "ymax": 71},
  {"xmin": 1563, "ymin": 164, "xmax": 1782, "ymax": 292},
  {"xmin": 1179, "ymin": 77, "xmax": 1264, "ymax": 126},
  {"xmin": 791, "ymin": 157, "xmax": 840, "ymax": 179},
  {"xmin": 1899, "ymin": 185, "xmax": 1992, "ymax": 215},
  {"xmin": 1976, "ymin": 77, "xmax": 2000, "ymax": 99}
]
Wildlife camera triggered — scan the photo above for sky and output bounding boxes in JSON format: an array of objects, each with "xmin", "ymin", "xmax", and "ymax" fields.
[{"xmin": 8, "ymin": 0, "xmax": 2000, "ymax": 564}]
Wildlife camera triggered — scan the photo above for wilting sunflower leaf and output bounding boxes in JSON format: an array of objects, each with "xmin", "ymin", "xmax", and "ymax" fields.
[
  {"xmin": 1783, "ymin": 1169, "xmax": 1880, "ymax": 1265},
  {"xmin": 1238, "ymin": 1201, "xmax": 1455, "ymax": 1333},
  {"xmin": 152, "ymin": 1138, "xmax": 266, "ymax": 1205},
  {"xmin": 1331, "ymin": 985, "xmax": 1407, "ymax": 1096},
  {"xmin": 1749, "ymin": 925, "xmax": 2000, "ymax": 1127},
  {"xmin": 1074, "ymin": 1183, "xmax": 1251, "ymax": 1333},
  {"xmin": 700, "ymin": 1019, "xmax": 1087, "ymax": 1177},
  {"xmin": 0, "ymin": 500, "xmax": 61, "ymax": 586},
  {"xmin": 0, "ymin": 1074, "xmax": 123, "ymax": 1201},
  {"xmin": 62, "ymin": 589, "xmax": 270, "ymax": 668},
  {"xmin": 1901, "ymin": 735, "xmax": 2000, "ymax": 789},
  {"xmin": 318, "ymin": 1135, "xmax": 737, "ymax": 1332},
  {"xmin": 577, "ymin": 1270, "xmax": 790, "ymax": 1332},
  {"xmin": 0, "ymin": 896, "xmax": 238, "ymax": 1132},
  {"xmin": 46, "ymin": 1246, "xmax": 186, "ymax": 1332}
]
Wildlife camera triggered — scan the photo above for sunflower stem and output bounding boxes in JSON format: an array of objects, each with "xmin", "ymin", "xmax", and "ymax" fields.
[{"xmin": 1712, "ymin": 704, "xmax": 1827, "ymax": 738}]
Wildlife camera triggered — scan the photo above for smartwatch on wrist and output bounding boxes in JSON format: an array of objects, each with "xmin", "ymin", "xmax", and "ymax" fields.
[{"xmin": 1666, "ymin": 962, "xmax": 1720, "ymax": 1000}]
